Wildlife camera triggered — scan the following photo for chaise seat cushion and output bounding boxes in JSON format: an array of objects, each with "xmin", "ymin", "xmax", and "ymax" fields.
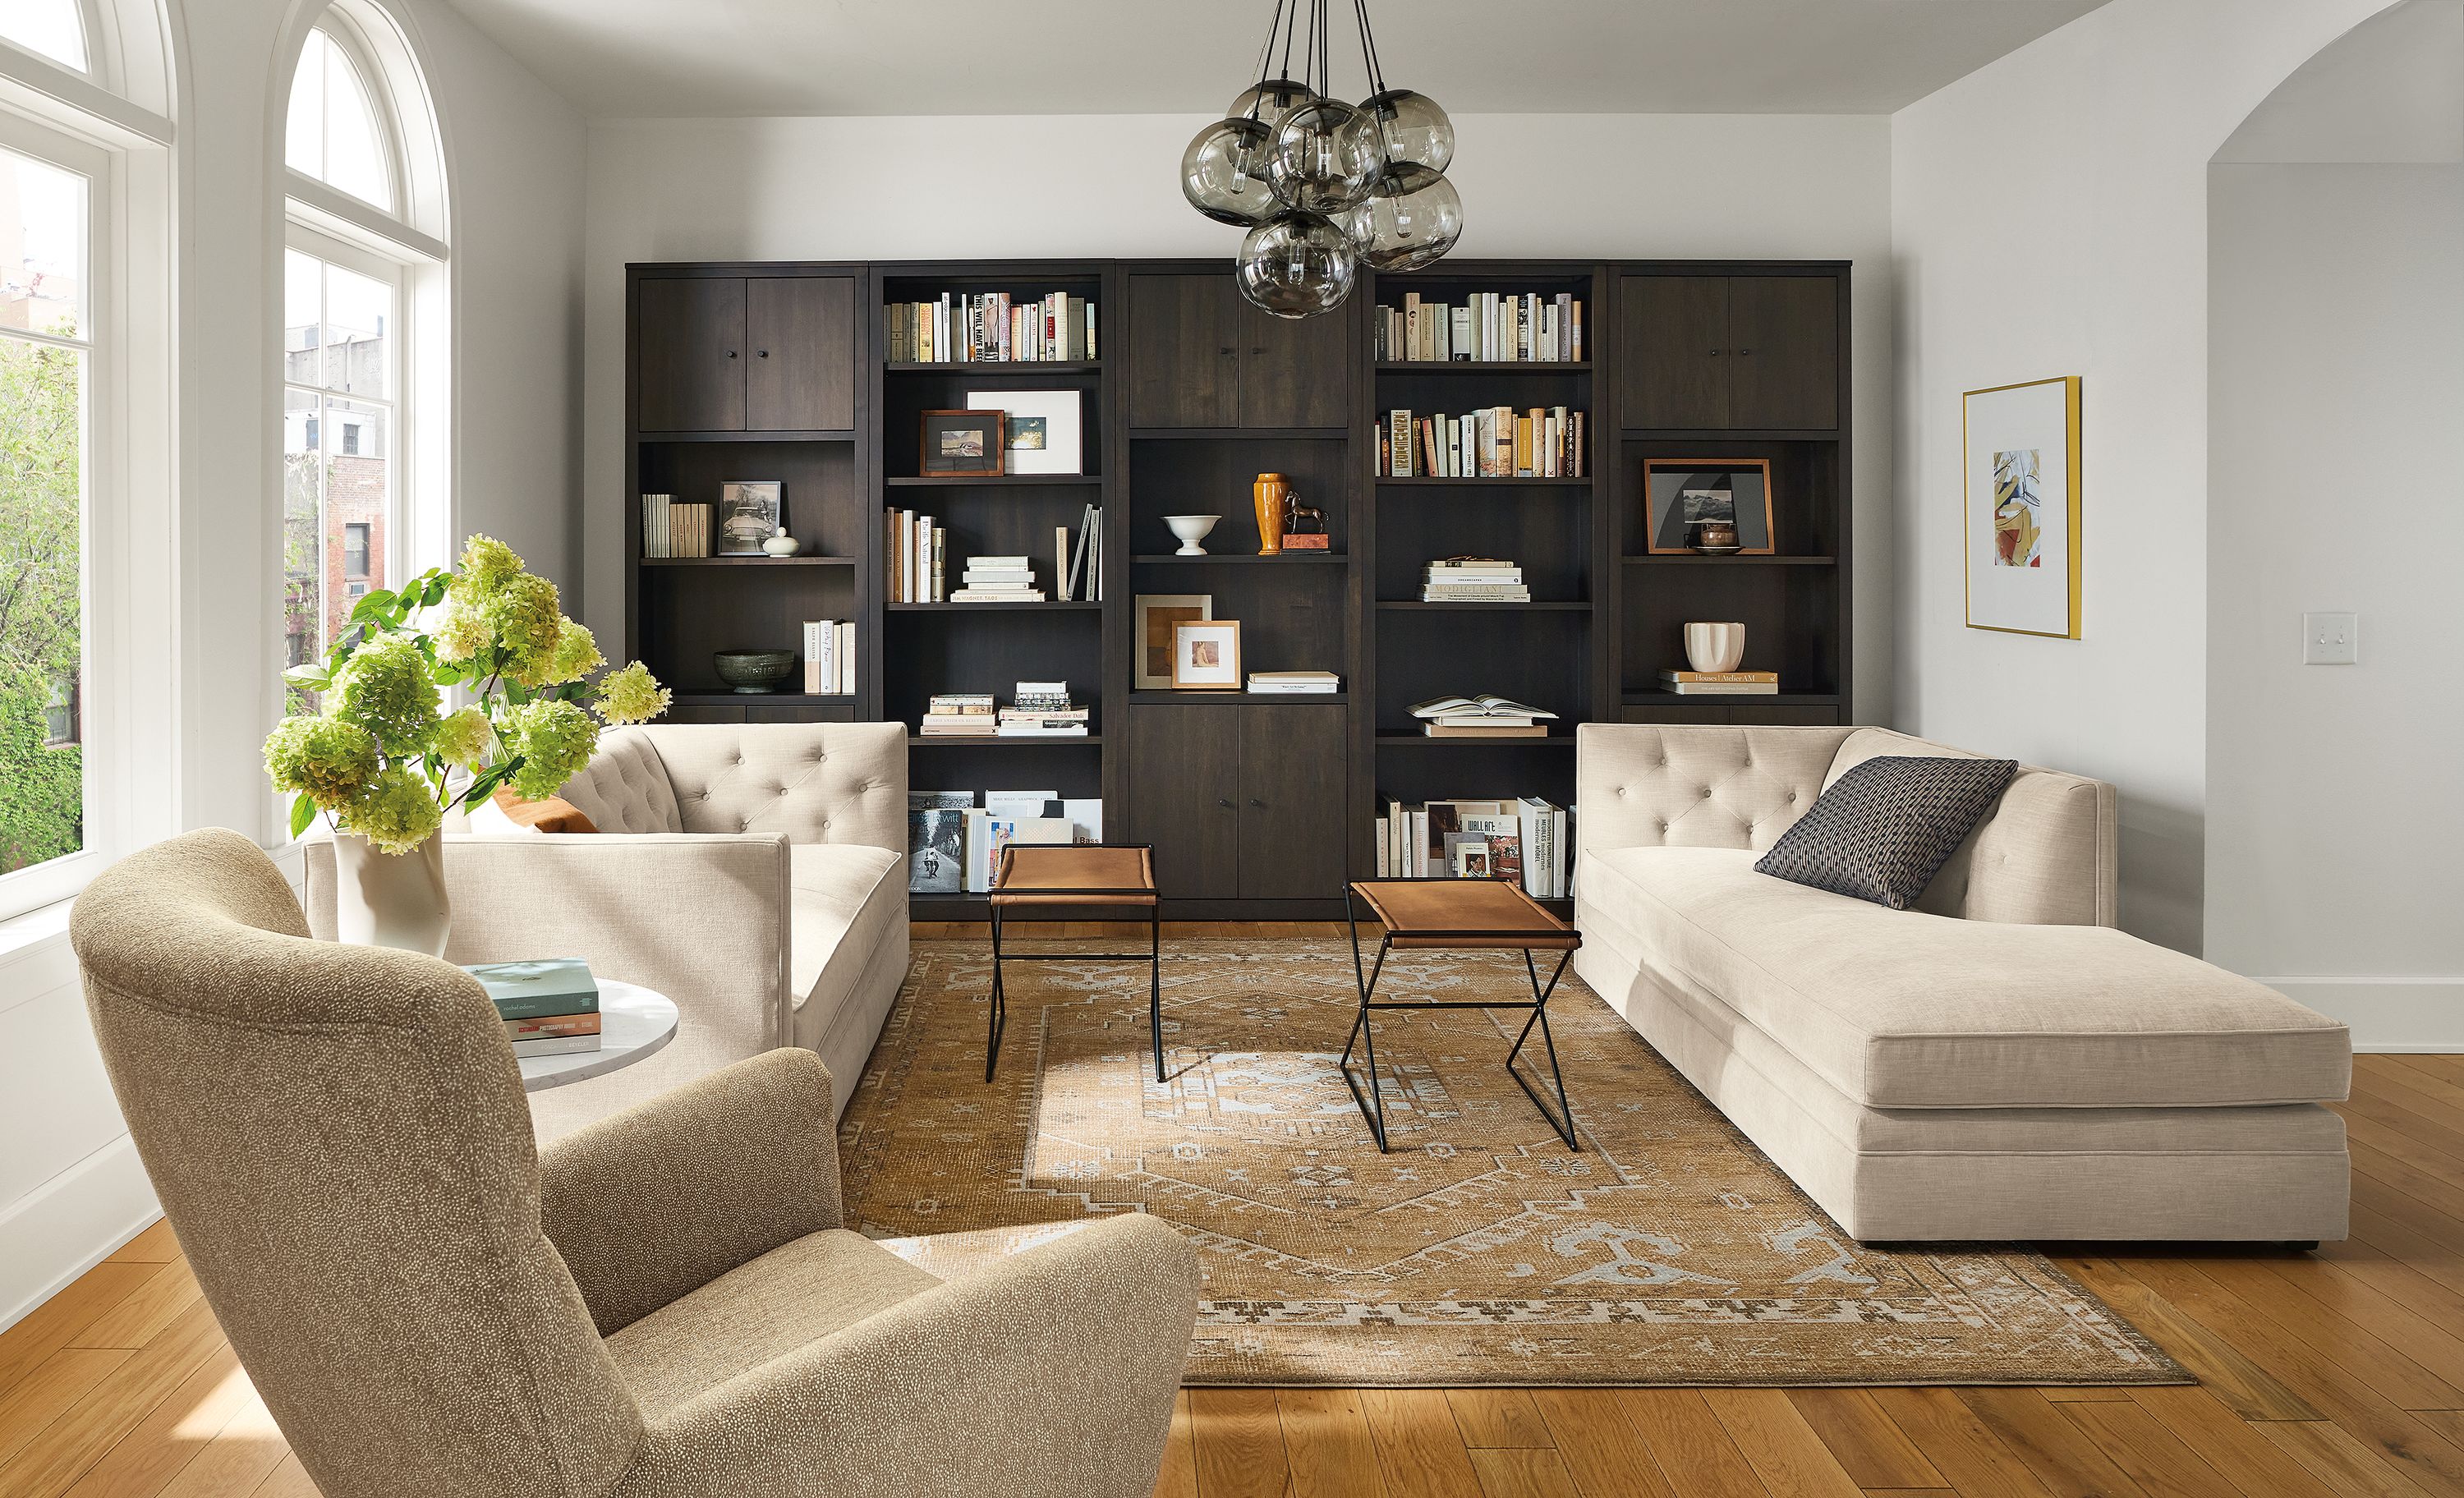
[{"xmin": 1579, "ymin": 845, "xmax": 2351, "ymax": 1110}]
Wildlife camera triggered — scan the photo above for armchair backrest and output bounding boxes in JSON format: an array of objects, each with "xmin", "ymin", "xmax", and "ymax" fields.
[
  {"xmin": 601, "ymin": 722, "xmax": 906, "ymax": 852},
  {"xmin": 1574, "ymin": 722, "xmax": 2117, "ymax": 926},
  {"xmin": 71, "ymin": 830, "xmax": 643, "ymax": 1498}
]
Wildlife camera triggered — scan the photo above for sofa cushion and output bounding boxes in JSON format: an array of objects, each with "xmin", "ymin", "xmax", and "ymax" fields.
[
  {"xmin": 549, "ymin": 729, "xmax": 683, "ymax": 835},
  {"xmin": 1754, "ymin": 755, "xmax": 2016, "ymax": 910},
  {"xmin": 788, "ymin": 839, "xmax": 904, "ymax": 1023},
  {"xmin": 1579, "ymin": 845, "xmax": 2351, "ymax": 1110}
]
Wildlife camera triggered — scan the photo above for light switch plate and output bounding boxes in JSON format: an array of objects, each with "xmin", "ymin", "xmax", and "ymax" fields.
[{"xmin": 2303, "ymin": 611, "xmax": 2358, "ymax": 665}]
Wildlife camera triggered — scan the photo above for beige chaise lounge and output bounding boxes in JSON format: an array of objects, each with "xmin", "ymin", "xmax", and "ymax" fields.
[
  {"xmin": 1572, "ymin": 724, "xmax": 2351, "ymax": 1243},
  {"xmin": 306, "ymin": 722, "xmax": 908, "ymax": 1137}
]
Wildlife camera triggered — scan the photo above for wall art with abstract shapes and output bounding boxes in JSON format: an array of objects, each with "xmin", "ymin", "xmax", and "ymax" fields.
[{"xmin": 1963, "ymin": 377, "xmax": 2080, "ymax": 638}]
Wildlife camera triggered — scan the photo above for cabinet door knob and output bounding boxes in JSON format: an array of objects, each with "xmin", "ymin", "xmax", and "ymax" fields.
[
  {"xmin": 756, "ymin": 349, "xmax": 770, "ymax": 358},
  {"xmin": 1219, "ymin": 347, "xmax": 1236, "ymax": 356},
  {"xmin": 1250, "ymin": 347, "xmax": 1266, "ymax": 356},
  {"xmin": 1737, "ymin": 347, "xmax": 1755, "ymax": 356},
  {"xmin": 1708, "ymin": 348, "xmax": 1724, "ymax": 356},
  {"xmin": 1249, "ymin": 797, "xmax": 1265, "ymax": 808},
  {"xmin": 1217, "ymin": 797, "xmax": 1234, "ymax": 810},
  {"xmin": 726, "ymin": 349, "xmax": 738, "ymax": 359}
]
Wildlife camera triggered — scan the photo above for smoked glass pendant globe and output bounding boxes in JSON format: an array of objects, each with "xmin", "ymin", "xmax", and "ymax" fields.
[
  {"xmin": 1228, "ymin": 76, "xmax": 1315, "ymax": 127},
  {"xmin": 1342, "ymin": 171, "xmax": 1463, "ymax": 272},
  {"xmin": 1361, "ymin": 88, "xmax": 1453, "ymax": 191},
  {"xmin": 1267, "ymin": 97, "xmax": 1386, "ymax": 214},
  {"xmin": 1181, "ymin": 116, "xmax": 1280, "ymax": 227},
  {"xmin": 1236, "ymin": 210, "xmax": 1358, "ymax": 319}
]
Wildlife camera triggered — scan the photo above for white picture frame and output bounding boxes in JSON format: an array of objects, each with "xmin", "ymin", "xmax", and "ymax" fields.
[
  {"xmin": 1172, "ymin": 621, "xmax": 1243, "ymax": 691},
  {"xmin": 1962, "ymin": 377, "xmax": 2081, "ymax": 638},
  {"xmin": 966, "ymin": 388, "xmax": 1082, "ymax": 476}
]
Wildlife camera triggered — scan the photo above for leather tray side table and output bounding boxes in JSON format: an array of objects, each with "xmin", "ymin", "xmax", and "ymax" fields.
[
  {"xmin": 985, "ymin": 844, "xmax": 1162, "ymax": 1083},
  {"xmin": 1341, "ymin": 877, "xmax": 1584, "ymax": 1151}
]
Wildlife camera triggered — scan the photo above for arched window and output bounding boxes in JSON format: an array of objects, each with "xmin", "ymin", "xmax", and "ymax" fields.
[
  {"xmin": 0, "ymin": 0, "xmax": 88, "ymax": 72},
  {"xmin": 277, "ymin": 2, "xmax": 448, "ymax": 715}
]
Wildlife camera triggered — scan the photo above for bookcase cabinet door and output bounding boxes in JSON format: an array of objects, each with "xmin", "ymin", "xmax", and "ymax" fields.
[
  {"xmin": 1127, "ymin": 273, "xmax": 1240, "ymax": 429},
  {"xmin": 1239, "ymin": 299, "xmax": 1350, "ymax": 430},
  {"xmin": 1728, "ymin": 276, "xmax": 1838, "ymax": 430},
  {"xmin": 747, "ymin": 277, "xmax": 857, "ymax": 431},
  {"xmin": 638, "ymin": 277, "xmax": 747, "ymax": 432},
  {"xmin": 1123, "ymin": 705, "xmax": 1240, "ymax": 899},
  {"xmin": 1236, "ymin": 703, "xmax": 1349, "ymax": 899},
  {"xmin": 1619, "ymin": 275, "xmax": 1728, "ymax": 430}
]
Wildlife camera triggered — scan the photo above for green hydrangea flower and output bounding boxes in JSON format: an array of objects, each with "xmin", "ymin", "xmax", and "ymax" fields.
[
  {"xmin": 517, "ymin": 618, "xmax": 604, "ymax": 689},
  {"xmin": 433, "ymin": 705, "xmax": 492, "ymax": 770},
  {"xmin": 432, "ymin": 596, "xmax": 489, "ymax": 664},
  {"xmin": 325, "ymin": 632, "xmax": 439, "ymax": 757},
  {"xmin": 486, "ymin": 572, "xmax": 566, "ymax": 683},
  {"xmin": 457, "ymin": 535, "xmax": 523, "ymax": 597},
  {"xmin": 595, "ymin": 661, "xmax": 672, "ymax": 726},
  {"xmin": 504, "ymin": 697, "xmax": 599, "ymax": 800},
  {"xmin": 348, "ymin": 762, "xmax": 444, "ymax": 854},
  {"xmin": 263, "ymin": 715, "xmax": 380, "ymax": 811}
]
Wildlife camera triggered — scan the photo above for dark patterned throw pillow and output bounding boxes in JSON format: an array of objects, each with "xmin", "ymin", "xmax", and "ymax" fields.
[{"xmin": 1753, "ymin": 755, "xmax": 2019, "ymax": 910}]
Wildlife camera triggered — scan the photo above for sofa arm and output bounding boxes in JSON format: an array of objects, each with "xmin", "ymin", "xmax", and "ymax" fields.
[
  {"xmin": 540, "ymin": 1049, "xmax": 844, "ymax": 1336},
  {"xmin": 614, "ymin": 1213, "xmax": 1200, "ymax": 1498}
]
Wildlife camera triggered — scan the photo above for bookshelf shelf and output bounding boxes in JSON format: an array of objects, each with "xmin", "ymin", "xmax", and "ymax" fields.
[
  {"xmin": 1377, "ymin": 361, "xmax": 1591, "ymax": 373},
  {"xmin": 1129, "ymin": 691, "xmax": 1346, "ymax": 705},
  {"xmin": 1622, "ymin": 554, "xmax": 1837, "ymax": 567},
  {"xmin": 1377, "ymin": 600, "xmax": 1589, "ymax": 611},
  {"xmin": 908, "ymin": 735, "xmax": 1105, "ymax": 747},
  {"xmin": 885, "ymin": 600, "xmax": 1103, "ymax": 613},
  {"xmin": 884, "ymin": 361, "xmax": 1100, "ymax": 373},
  {"xmin": 639, "ymin": 555, "xmax": 858, "ymax": 567},
  {"xmin": 1375, "ymin": 735, "xmax": 1578, "ymax": 748},
  {"xmin": 884, "ymin": 475, "xmax": 1103, "ymax": 487},
  {"xmin": 637, "ymin": 429, "xmax": 860, "ymax": 443},
  {"xmin": 1622, "ymin": 692, "xmax": 1841, "ymax": 707},
  {"xmin": 1374, "ymin": 477, "xmax": 1590, "ymax": 488},
  {"xmin": 1132, "ymin": 553, "xmax": 1347, "ymax": 565},
  {"xmin": 669, "ymin": 692, "xmax": 857, "ymax": 707},
  {"xmin": 1130, "ymin": 427, "xmax": 1349, "ymax": 441}
]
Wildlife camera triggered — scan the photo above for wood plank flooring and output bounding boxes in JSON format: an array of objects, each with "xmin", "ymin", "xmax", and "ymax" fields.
[{"xmin": 6, "ymin": 927, "xmax": 2457, "ymax": 1498}]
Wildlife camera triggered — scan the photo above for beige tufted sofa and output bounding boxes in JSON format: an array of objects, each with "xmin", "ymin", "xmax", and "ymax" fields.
[
  {"xmin": 1573, "ymin": 723, "xmax": 2351, "ymax": 1243},
  {"xmin": 309, "ymin": 723, "xmax": 907, "ymax": 1138}
]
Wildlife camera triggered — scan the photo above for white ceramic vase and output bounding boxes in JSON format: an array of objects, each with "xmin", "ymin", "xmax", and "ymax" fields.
[
  {"xmin": 332, "ymin": 828, "xmax": 452, "ymax": 956},
  {"xmin": 1684, "ymin": 621, "xmax": 1747, "ymax": 674},
  {"xmin": 1164, "ymin": 514, "xmax": 1221, "ymax": 556}
]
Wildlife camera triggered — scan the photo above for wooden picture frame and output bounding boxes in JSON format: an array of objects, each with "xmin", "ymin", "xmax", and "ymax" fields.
[
  {"xmin": 919, "ymin": 410, "xmax": 1004, "ymax": 476},
  {"xmin": 1133, "ymin": 593, "xmax": 1211, "ymax": 689},
  {"xmin": 1963, "ymin": 377, "xmax": 2082, "ymax": 639},
  {"xmin": 1171, "ymin": 620, "xmax": 1243, "ymax": 691},
  {"xmin": 1641, "ymin": 457, "xmax": 1776, "ymax": 555}
]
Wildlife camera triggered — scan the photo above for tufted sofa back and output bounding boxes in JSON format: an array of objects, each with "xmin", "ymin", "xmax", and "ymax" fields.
[
  {"xmin": 1574, "ymin": 723, "xmax": 2117, "ymax": 926},
  {"xmin": 568, "ymin": 723, "xmax": 906, "ymax": 852}
]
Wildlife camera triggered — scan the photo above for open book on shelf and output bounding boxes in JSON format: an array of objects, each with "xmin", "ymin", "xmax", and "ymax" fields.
[{"xmin": 1409, "ymin": 694, "xmax": 1557, "ymax": 724}]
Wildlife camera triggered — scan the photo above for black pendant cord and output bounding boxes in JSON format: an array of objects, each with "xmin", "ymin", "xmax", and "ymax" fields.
[
  {"xmin": 1352, "ymin": 0, "xmax": 1388, "ymax": 99},
  {"xmin": 1247, "ymin": 0, "xmax": 1288, "ymax": 107}
]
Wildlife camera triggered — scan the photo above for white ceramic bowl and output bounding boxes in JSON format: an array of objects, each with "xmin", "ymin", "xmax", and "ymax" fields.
[{"xmin": 1164, "ymin": 514, "xmax": 1221, "ymax": 556}]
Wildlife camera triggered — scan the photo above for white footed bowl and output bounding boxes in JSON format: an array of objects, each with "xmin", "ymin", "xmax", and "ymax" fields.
[{"xmin": 1165, "ymin": 514, "xmax": 1222, "ymax": 556}]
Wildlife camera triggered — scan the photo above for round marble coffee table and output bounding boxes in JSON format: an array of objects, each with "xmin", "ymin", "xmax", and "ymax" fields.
[{"xmin": 517, "ymin": 978, "xmax": 678, "ymax": 1092}]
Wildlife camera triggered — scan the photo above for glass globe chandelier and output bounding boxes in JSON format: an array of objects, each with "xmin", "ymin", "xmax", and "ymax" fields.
[{"xmin": 1179, "ymin": 0, "xmax": 1461, "ymax": 318}]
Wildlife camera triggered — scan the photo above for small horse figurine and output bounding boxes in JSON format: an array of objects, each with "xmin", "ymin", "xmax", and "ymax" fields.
[{"xmin": 1285, "ymin": 494, "xmax": 1326, "ymax": 535}]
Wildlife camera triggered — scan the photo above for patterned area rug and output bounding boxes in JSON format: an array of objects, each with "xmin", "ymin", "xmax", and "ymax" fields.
[{"xmin": 839, "ymin": 939, "xmax": 2186, "ymax": 1388}]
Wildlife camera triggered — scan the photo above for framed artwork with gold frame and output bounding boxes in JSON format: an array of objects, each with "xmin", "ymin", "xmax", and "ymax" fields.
[
  {"xmin": 1171, "ymin": 621, "xmax": 1243, "ymax": 691},
  {"xmin": 1963, "ymin": 377, "xmax": 2081, "ymax": 638},
  {"xmin": 1133, "ymin": 594, "xmax": 1211, "ymax": 690}
]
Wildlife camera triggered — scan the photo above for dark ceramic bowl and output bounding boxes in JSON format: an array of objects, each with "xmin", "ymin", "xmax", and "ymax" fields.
[{"xmin": 713, "ymin": 649, "xmax": 796, "ymax": 694}]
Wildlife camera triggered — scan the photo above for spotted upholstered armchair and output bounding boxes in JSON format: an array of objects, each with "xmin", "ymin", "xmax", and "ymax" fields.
[
  {"xmin": 74, "ymin": 829, "xmax": 1200, "ymax": 1498},
  {"xmin": 303, "ymin": 721, "xmax": 909, "ymax": 1137}
]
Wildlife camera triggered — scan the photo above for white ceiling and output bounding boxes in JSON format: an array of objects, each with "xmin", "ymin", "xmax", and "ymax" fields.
[{"xmin": 444, "ymin": 0, "xmax": 2116, "ymax": 118}]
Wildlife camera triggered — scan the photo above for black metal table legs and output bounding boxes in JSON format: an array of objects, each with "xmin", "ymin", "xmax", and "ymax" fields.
[{"xmin": 985, "ymin": 897, "xmax": 1164, "ymax": 1084}]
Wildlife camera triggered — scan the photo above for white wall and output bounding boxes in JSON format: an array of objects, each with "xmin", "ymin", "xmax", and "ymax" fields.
[
  {"xmin": 577, "ymin": 112, "xmax": 1897, "ymax": 706},
  {"xmin": 0, "ymin": 0, "xmax": 585, "ymax": 1332},
  {"xmin": 1887, "ymin": 0, "xmax": 2400, "ymax": 953},
  {"xmin": 2204, "ymin": 5, "xmax": 2464, "ymax": 1049}
]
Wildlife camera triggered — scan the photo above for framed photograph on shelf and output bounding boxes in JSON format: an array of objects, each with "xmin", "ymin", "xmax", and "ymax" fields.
[
  {"xmin": 1642, "ymin": 458, "xmax": 1774, "ymax": 554},
  {"xmin": 1172, "ymin": 620, "xmax": 1243, "ymax": 691},
  {"xmin": 717, "ymin": 480, "xmax": 782, "ymax": 555},
  {"xmin": 1963, "ymin": 376, "xmax": 2081, "ymax": 639},
  {"xmin": 966, "ymin": 389, "xmax": 1083, "ymax": 475},
  {"xmin": 1133, "ymin": 593, "xmax": 1211, "ymax": 690},
  {"xmin": 920, "ymin": 410, "xmax": 1004, "ymax": 476}
]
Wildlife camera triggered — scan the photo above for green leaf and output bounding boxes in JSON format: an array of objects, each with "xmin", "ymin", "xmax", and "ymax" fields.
[
  {"xmin": 281, "ymin": 664, "xmax": 331, "ymax": 690},
  {"xmin": 422, "ymin": 573, "xmax": 450, "ymax": 606},
  {"xmin": 287, "ymin": 794, "xmax": 318, "ymax": 839},
  {"xmin": 349, "ymin": 589, "xmax": 399, "ymax": 623}
]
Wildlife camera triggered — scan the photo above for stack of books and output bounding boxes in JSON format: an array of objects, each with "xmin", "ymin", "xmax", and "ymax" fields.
[
  {"xmin": 1409, "ymin": 694, "xmax": 1556, "ymax": 739},
  {"xmin": 886, "ymin": 293, "xmax": 1096, "ymax": 364},
  {"xmin": 1375, "ymin": 292, "xmax": 1583, "ymax": 363},
  {"xmin": 951, "ymin": 554, "xmax": 1044, "ymax": 604},
  {"xmin": 1658, "ymin": 669, "xmax": 1780, "ymax": 696},
  {"xmin": 641, "ymin": 495, "xmax": 712, "ymax": 558},
  {"xmin": 886, "ymin": 509, "xmax": 945, "ymax": 601},
  {"xmin": 998, "ymin": 681, "xmax": 1087, "ymax": 738},
  {"xmin": 1247, "ymin": 671, "xmax": 1340, "ymax": 694},
  {"xmin": 466, "ymin": 958, "xmax": 602, "ymax": 1058},
  {"xmin": 918, "ymin": 693, "xmax": 996, "ymax": 737},
  {"xmin": 1053, "ymin": 504, "xmax": 1102, "ymax": 600},
  {"xmin": 1379, "ymin": 407, "xmax": 1585, "ymax": 479},
  {"xmin": 1422, "ymin": 558, "xmax": 1529, "ymax": 603},
  {"xmin": 801, "ymin": 619, "xmax": 854, "ymax": 696},
  {"xmin": 1375, "ymin": 797, "xmax": 1569, "ymax": 897}
]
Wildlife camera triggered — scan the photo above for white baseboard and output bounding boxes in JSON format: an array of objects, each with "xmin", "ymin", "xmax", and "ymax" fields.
[
  {"xmin": 2255, "ymin": 976, "xmax": 2464, "ymax": 1053},
  {"xmin": 0, "ymin": 1136, "xmax": 160, "ymax": 1334}
]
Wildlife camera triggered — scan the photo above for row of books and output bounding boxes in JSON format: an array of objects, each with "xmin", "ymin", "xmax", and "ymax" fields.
[
  {"xmin": 1409, "ymin": 693, "xmax": 1556, "ymax": 739},
  {"xmin": 640, "ymin": 495, "xmax": 713, "ymax": 558},
  {"xmin": 466, "ymin": 958, "xmax": 601, "ymax": 1058},
  {"xmin": 1380, "ymin": 407, "xmax": 1587, "ymax": 479},
  {"xmin": 1053, "ymin": 503, "xmax": 1102, "ymax": 601},
  {"xmin": 918, "ymin": 682, "xmax": 1089, "ymax": 738},
  {"xmin": 887, "ymin": 293, "xmax": 1096, "ymax": 365},
  {"xmin": 907, "ymin": 789, "xmax": 1103, "ymax": 894},
  {"xmin": 1377, "ymin": 292, "xmax": 1583, "ymax": 364},
  {"xmin": 1375, "ymin": 797, "xmax": 1570, "ymax": 898},
  {"xmin": 1657, "ymin": 669, "xmax": 1780, "ymax": 696},
  {"xmin": 800, "ymin": 619, "xmax": 855, "ymax": 696},
  {"xmin": 1423, "ymin": 557, "xmax": 1529, "ymax": 604},
  {"xmin": 886, "ymin": 509, "xmax": 946, "ymax": 601}
]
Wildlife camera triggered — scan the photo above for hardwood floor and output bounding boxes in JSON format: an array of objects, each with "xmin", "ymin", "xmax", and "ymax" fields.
[{"xmin": 6, "ymin": 934, "xmax": 2457, "ymax": 1496}]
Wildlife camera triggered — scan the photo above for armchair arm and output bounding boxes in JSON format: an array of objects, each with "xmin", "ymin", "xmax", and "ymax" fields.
[
  {"xmin": 614, "ymin": 1213, "xmax": 1201, "ymax": 1498},
  {"xmin": 540, "ymin": 1049, "xmax": 844, "ymax": 1336}
]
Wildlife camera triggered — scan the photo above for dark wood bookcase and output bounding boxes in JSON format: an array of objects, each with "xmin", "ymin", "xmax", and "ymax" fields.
[{"xmin": 622, "ymin": 257, "xmax": 1851, "ymax": 918}]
